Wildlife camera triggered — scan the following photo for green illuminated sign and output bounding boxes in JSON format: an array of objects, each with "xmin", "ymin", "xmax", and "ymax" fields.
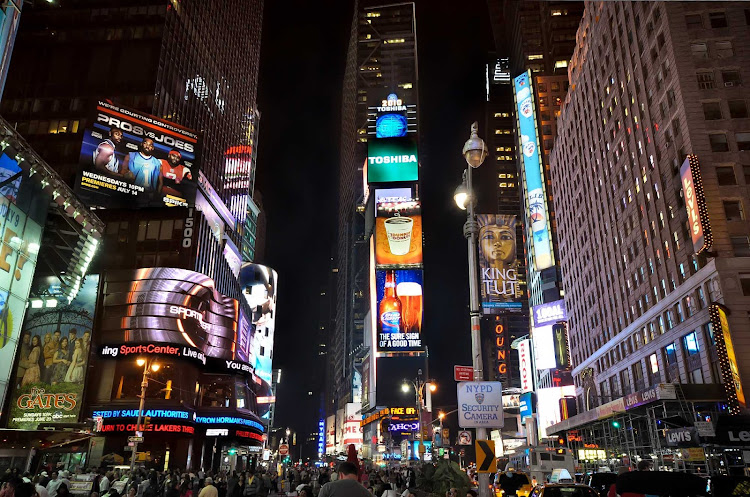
[{"xmin": 367, "ymin": 138, "xmax": 418, "ymax": 183}]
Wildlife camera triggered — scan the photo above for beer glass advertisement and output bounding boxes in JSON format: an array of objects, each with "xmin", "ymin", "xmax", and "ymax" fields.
[
  {"xmin": 6, "ymin": 275, "xmax": 99, "ymax": 429},
  {"xmin": 0, "ymin": 197, "xmax": 44, "ymax": 413},
  {"xmin": 239, "ymin": 263, "xmax": 278, "ymax": 385},
  {"xmin": 375, "ymin": 197, "xmax": 422, "ymax": 268},
  {"xmin": 477, "ymin": 214, "xmax": 522, "ymax": 313},
  {"xmin": 375, "ymin": 269, "xmax": 424, "ymax": 354},
  {"xmin": 75, "ymin": 100, "xmax": 201, "ymax": 209}
]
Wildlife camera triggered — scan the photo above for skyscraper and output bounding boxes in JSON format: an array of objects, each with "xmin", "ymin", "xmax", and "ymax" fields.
[
  {"xmin": 333, "ymin": 0, "xmax": 419, "ymax": 412},
  {"xmin": 0, "ymin": 0, "xmax": 268, "ymax": 469},
  {"xmin": 547, "ymin": 1, "xmax": 750, "ymax": 455}
]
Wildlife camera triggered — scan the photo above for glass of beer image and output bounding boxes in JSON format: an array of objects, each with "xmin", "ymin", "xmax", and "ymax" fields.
[
  {"xmin": 384, "ymin": 216, "xmax": 413, "ymax": 256},
  {"xmin": 397, "ymin": 281, "xmax": 422, "ymax": 333}
]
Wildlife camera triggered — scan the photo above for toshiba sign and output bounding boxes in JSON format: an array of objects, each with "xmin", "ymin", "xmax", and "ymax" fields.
[{"xmin": 518, "ymin": 339, "xmax": 533, "ymax": 393}]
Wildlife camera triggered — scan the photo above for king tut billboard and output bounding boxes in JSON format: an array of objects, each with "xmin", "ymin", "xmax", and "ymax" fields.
[{"xmin": 477, "ymin": 214, "xmax": 522, "ymax": 313}]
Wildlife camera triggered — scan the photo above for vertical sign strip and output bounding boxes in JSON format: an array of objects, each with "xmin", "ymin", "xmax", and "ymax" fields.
[
  {"xmin": 710, "ymin": 304, "xmax": 745, "ymax": 414},
  {"xmin": 680, "ymin": 155, "xmax": 712, "ymax": 254},
  {"xmin": 514, "ymin": 71, "xmax": 554, "ymax": 271}
]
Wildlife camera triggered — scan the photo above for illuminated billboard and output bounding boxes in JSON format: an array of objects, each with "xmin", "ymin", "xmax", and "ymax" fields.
[
  {"xmin": 75, "ymin": 100, "xmax": 201, "ymax": 209},
  {"xmin": 518, "ymin": 339, "xmax": 534, "ymax": 393},
  {"xmin": 367, "ymin": 138, "xmax": 418, "ymax": 184},
  {"xmin": 680, "ymin": 155, "xmax": 712, "ymax": 254},
  {"xmin": 536, "ymin": 385, "xmax": 576, "ymax": 437},
  {"xmin": 532, "ymin": 300, "xmax": 569, "ymax": 371},
  {"xmin": 239, "ymin": 263, "xmax": 278, "ymax": 385},
  {"xmin": 375, "ymin": 269, "xmax": 423, "ymax": 354},
  {"xmin": 477, "ymin": 214, "xmax": 522, "ymax": 313},
  {"xmin": 376, "ymin": 197, "xmax": 422, "ymax": 268},
  {"xmin": 710, "ymin": 304, "xmax": 746, "ymax": 414},
  {"xmin": 0, "ymin": 196, "xmax": 44, "ymax": 414},
  {"xmin": 98, "ymin": 268, "xmax": 242, "ymax": 361},
  {"xmin": 514, "ymin": 71, "xmax": 553, "ymax": 271},
  {"xmin": 6, "ymin": 275, "xmax": 98, "ymax": 429}
]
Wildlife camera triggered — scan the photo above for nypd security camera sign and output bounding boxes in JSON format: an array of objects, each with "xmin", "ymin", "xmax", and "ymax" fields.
[
  {"xmin": 367, "ymin": 137, "xmax": 419, "ymax": 184},
  {"xmin": 457, "ymin": 381, "xmax": 504, "ymax": 428}
]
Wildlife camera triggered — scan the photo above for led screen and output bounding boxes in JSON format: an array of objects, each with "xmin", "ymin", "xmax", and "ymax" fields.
[
  {"xmin": 367, "ymin": 138, "xmax": 418, "ymax": 184},
  {"xmin": 239, "ymin": 263, "xmax": 278, "ymax": 385},
  {"xmin": 75, "ymin": 100, "xmax": 201, "ymax": 209},
  {"xmin": 477, "ymin": 214, "xmax": 522, "ymax": 313},
  {"xmin": 536, "ymin": 385, "xmax": 576, "ymax": 437},
  {"xmin": 514, "ymin": 71, "xmax": 553, "ymax": 270},
  {"xmin": 375, "ymin": 198, "xmax": 422, "ymax": 268},
  {"xmin": 375, "ymin": 269, "xmax": 423, "ymax": 354},
  {"xmin": 6, "ymin": 275, "xmax": 99, "ymax": 429}
]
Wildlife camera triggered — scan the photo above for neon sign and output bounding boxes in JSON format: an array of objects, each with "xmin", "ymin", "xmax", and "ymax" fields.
[{"xmin": 388, "ymin": 422, "xmax": 419, "ymax": 432}]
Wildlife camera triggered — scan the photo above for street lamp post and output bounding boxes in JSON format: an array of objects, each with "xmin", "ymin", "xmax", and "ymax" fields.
[
  {"xmin": 130, "ymin": 357, "xmax": 160, "ymax": 475},
  {"xmin": 402, "ymin": 369, "xmax": 436, "ymax": 462},
  {"xmin": 455, "ymin": 122, "xmax": 491, "ymax": 497}
]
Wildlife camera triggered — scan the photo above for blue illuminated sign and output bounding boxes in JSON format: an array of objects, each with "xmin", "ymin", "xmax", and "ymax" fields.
[
  {"xmin": 92, "ymin": 409, "xmax": 192, "ymax": 419},
  {"xmin": 195, "ymin": 415, "xmax": 264, "ymax": 431},
  {"xmin": 318, "ymin": 419, "xmax": 325, "ymax": 455},
  {"xmin": 376, "ymin": 114, "xmax": 408, "ymax": 138},
  {"xmin": 514, "ymin": 71, "xmax": 553, "ymax": 271},
  {"xmin": 519, "ymin": 392, "xmax": 534, "ymax": 423}
]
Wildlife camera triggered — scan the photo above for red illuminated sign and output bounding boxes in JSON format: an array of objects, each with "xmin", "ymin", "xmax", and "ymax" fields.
[
  {"xmin": 236, "ymin": 430, "xmax": 263, "ymax": 441},
  {"xmin": 495, "ymin": 319, "xmax": 508, "ymax": 381},
  {"xmin": 101, "ymin": 423, "xmax": 195, "ymax": 434},
  {"xmin": 680, "ymin": 155, "xmax": 712, "ymax": 254}
]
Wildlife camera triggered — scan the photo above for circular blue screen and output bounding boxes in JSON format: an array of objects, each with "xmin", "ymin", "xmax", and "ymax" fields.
[{"xmin": 376, "ymin": 113, "xmax": 408, "ymax": 138}]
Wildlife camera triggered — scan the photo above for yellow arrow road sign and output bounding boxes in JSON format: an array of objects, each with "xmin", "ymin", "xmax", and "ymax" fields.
[{"xmin": 475, "ymin": 439, "xmax": 497, "ymax": 473}]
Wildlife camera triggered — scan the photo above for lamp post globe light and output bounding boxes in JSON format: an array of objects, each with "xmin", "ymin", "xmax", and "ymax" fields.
[
  {"xmin": 455, "ymin": 122, "xmax": 491, "ymax": 497},
  {"xmin": 129, "ymin": 357, "xmax": 160, "ymax": 474}
]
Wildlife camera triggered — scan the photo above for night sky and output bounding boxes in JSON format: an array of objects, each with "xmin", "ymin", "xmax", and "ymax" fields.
[{"xmin": 255, "ymin": 0, "xmax": 494, "ymax": 443}]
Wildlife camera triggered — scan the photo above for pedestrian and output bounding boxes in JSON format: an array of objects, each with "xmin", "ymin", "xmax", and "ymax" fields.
[
  {"xmin": 318, "ymin": 463, "xmax": 371, "ymax": 497},
  {"xmin": 57, "ymin": 484, "xmax": 71, "ymax": 497},
  {"xmin": 197, "ymin": 479, "xmax": 217, "ymax": 497},
  {"xmin": 47, "ymin": 473, "xmax": 65, "ymax": 497}
]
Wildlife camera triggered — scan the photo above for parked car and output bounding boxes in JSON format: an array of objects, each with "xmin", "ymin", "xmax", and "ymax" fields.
[
  {"xmin": 529, "ymin": 483, "xmax": 599, "ymax": 497},
  {"xmin": 583, "ymin": 473, "xmax": 616, "ymax": 497}
]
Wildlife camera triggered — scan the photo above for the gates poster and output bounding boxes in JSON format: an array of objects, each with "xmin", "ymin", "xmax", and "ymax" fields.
[{"xmin": 6, "ymin": 275, "xmax": 99, "ymax": 429}]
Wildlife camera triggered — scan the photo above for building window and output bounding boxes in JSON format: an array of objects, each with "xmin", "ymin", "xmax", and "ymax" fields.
[
  {"xmin": 683, "ymin": 331, "xmax": 700, "ymax": 356},
  {"xmin": 691, "ymin": 42, "xmax": 708, "ymax": 58},
  {"xmin": 665, "ymin": 343, "xmax": 678, "ymax": 365},
  {"xmin": 717, "ymin": 166, "xmax": 737, "ymax": 185},
  {"xmin": 741, "ymin": 275, "xmax": 750, "ymax": 296},
  {"xmin": 723, "ymin": 70, "xmax": 742, "ymax": 87},
  {"xmin": 697, "ymin": 71, "xmax": 715, "ymax": 90},
  {"xmin": 731, "ymin": 236, "xmax": 750, "ymax": 256},
  {"xmin": 709, "ymin": 133, "xmax": 729, "ymax": 152},
  {"xmin": 620, "ymin": 369, "xmax": 632, "ymax": 395},
  {"xmin": 729, "ymin": 100, "xmax": 748, "ymax": 118},
  {"xmin": 702, "ymin": 101, "xmax": 723, "ymax": 120},
  {"xmin": 736, "ymin": 132, "xmax": 750, "ymax": 151},
  {"xmin": 697, "ymin": 287, "xmax": 707, "ymax": 308},
  {"xmin": 716, "ymin": 40, "xmax": 734, "ymax": 58},
  {"xmin": 709, "ymin": 12, "xmax": 728, "ymax": 28},
  {"xmin": 685, "ymin": 13, "xmax": 703, "ymax": 29},
  {"xmin": 724, "ymin": 200, "xmax": 745, "ymax": 220},
  {"xmin": 632, "ymin": 362, "xmax": 645, "ymax": 390}
]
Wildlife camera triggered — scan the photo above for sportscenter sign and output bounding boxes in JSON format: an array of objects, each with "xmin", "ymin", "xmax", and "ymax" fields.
[{"xmin": 518, "ymin": 339, "xmax": 533, "ymax": 393}]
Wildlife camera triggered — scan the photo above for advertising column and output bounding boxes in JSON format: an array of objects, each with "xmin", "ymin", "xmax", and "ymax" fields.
[{"xmin": 513, "ymin": 71, "xmax": 553, "ymax": 271}]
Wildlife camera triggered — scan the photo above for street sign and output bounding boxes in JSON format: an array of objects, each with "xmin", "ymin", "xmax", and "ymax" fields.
[
  {"xmin": 457, "ymin": 381, "xmax": 504, "ymax": 428},
  {"xmin": 128, "ymin": 436, "xmax": 144, "ymax": 443},
  {"xmin": 458, "ymin": 430, "xmax": 472, "ymax": 445},
  {"xmin": 454, "ymin": 365, "xmax": 474, "ymax": 382},
  {"xmin": 124, "ymin": 446, "xmax": 133, "ymax": 451},
  {"xmin": 279, "ymin": 444, "xmax": 289, "ymax": 456},
  {"xmin": 475, "ymin": 440, "xmax": 497, "ymax": 473}
]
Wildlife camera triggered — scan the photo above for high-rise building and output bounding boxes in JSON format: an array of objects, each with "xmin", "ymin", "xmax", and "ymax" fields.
[
  {"xmin": 333, "ymin": 0, "xmax": 419, "ymax": 413},
  {"xmin": 547, "ymin": 1, "xmax": 749, "ymax": 458},
  {"xmin": 0, "ymin": 0, "xmax": 268, "ymax": 470},
  {"xmin": 0, "ymin": 0, "xmax": 22, "ymax": 100},
  {"xmin": 487, "ymin": 0, "xmax": 583, "ymax": 308}
]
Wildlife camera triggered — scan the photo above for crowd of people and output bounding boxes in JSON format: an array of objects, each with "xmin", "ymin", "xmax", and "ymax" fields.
[{"xmin": 0, "ymin": 461, "xmax": 481, "ymax": 497}]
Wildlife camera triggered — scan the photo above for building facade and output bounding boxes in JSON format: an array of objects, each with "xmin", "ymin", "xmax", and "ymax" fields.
[
  {"xmin": 547, "ymin": 1, "xmax": 750, "ymax": 470},
  {"xmin": 0, "ymin": 0, "xmax": 269, "ymax": 471}
]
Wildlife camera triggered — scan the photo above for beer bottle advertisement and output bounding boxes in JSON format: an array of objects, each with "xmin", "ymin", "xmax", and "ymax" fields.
[{"xmin": 375, "ymin": 269, "xmax": 423, "ymax": 354}]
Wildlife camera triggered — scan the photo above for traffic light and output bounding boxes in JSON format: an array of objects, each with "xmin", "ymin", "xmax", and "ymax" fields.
[
  {"xmin": 228, "ymin": 448, "xmax": 237, "ymax": 456},
  {"xmin": 611, "ymin": 420, "xmax": 621, "ymax": 428},
  {"xmin": 556, "ymin": 436, "xmax": 566, "ymax": 447}
]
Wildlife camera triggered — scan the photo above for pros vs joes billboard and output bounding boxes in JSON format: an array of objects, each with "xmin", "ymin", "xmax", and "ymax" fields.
[{"xmin": 75, "ymin": 101, "xmax": 201, "ymax": 209}]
